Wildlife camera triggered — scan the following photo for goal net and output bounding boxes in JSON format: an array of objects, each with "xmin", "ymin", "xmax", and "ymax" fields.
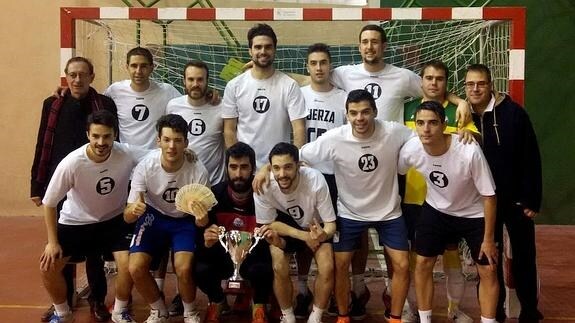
[{"xmin": 63, "ymin": 7, "xmax": 522, "ymax": 101}]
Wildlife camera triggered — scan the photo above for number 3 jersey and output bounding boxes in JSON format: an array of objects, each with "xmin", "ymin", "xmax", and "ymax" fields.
[
  {"xmin": 398, "ymin": 134, "xmax": 496, "ymax": 218},
  {"xmin": 222, "ymin": 70, "xmax": 308, "ymax": 168},
  {"xmin": 301, "ymin": 85, "xmax": 347, "ymax": 174},
  {"xmin": 42, "ymin": 143, "xmax": 142, "ymax": 225},
  {"xmin": 300, "ymin": 120, "xmax": 414, "ymax": 222},
  {"xmin": 128, "ymin": 149, "xmax": 210, "ymax": 218},
  {"xmin": 254, "ymin": 167, "xmax": 336, "ymax": 229},
  {"xmin": 166, "ymin": 96, "xmax": 225, "ymax": 186}
]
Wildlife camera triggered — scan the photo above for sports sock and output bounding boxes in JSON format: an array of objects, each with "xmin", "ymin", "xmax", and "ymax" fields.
[
  {"xmin": 150, "ymin": 298, "xmax": 168, "ymax": 317},
  {"xmin": 281, "ymin": 307, "xmax": 296, "ymax": 323},
  {"xmin": 54, "ymin": 302, "xmax": 71, "ymax": 316},
  {"xmin": 418, "ymin": 310, "xmax": 432, "ymax": 323},
  {"xmin": 481, "ymin": 316, "xmax": 496, "ymax": 323},
  {"xmin": 113, "ymin": 298, "xmax": 129, "ymax": 313}
]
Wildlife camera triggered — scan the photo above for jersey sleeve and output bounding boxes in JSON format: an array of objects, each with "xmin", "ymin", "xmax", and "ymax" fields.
[
  {"xmin": 470, "ymin": 144, "xmax": 496, "ymax": 196},
  {"xmin": 299, "ymin": 131, "xmax": 334, "ymax": 166},
  {"xmin": 195, "ymin": 161, "xmax": 211, "ymax": 187},
  {"xmin": 254, "ymin": 190, "xmax": 278, "ymax": 225},
  {"xmin": 286, "ymin": 81, "xmax": 308, "ymax": 121},
  {"xmin": 127, "ymin": 159, "xmax": 147, "ymax": 203},
  {"xmin": 41, "ymin": 156, "xmax": 74, "ymax": 207},
  {"xmin": 330, "ymin": 66, "xmax": 347, "ymax": 90},
  {"xmin": 397, "ymin": 144, "xmax": 412, "ymax": 176},
  {"xmin": 404, "ymin": 70, "xmax": 423, "ymax": 98},
  {"xmin": 221, "ymin": 80, "xmax": 239, "ymax": 119}
]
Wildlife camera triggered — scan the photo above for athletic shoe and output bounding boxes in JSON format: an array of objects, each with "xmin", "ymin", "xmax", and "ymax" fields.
[
  {"xmin": 448, "ymin": 309, "xmax": 473, "ymax": 323},
  {"xmin": 294, "ymin": 289, "xmax": 313, "ymax": 319},
  {"xmin": 205, "ymin": 303, "xmax": 220, "ymax": 323},
  {"xmin": 89, "ymin": 300, "xmax": 111, "ymax": 322},
  {"xmin": 252, "ymin": 304, "xmax": 268, "ymax": 323},
  {"xmin": 326, "ymin": 295, "xmax": 338, "ymax": 317},
  {"xmin": 168, "ymin": 294, "xmax": 184, "ymax": 316},
  {"xmin": 41, "ymin": 305, "xmax": 56, "ymax": 322},
  {"xmin": 336, "ymin": 316, "xmax": 351, "ymax": 323},
  {"xmin": 111, "ymin": 309, "xmax": 136, "ymax": 323},
  {"xmin": 144, "ymin": 309, "xmax": 169, "ymax": 323},
  {"xmin": 350, "ymin": 287, "xmax": 370, "ymax": 320},
  {"xmin": 184, "ymin": 310, "xmax": 201, "ymax": 323},
  {"xmin": 48, "ymin": 312, "xmax": 73, "ymax": 323}
]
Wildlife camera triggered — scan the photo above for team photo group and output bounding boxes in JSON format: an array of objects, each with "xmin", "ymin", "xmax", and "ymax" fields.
[{"xmin": 32, "ymin": 21, "xmax": 543, "ymax": 323}]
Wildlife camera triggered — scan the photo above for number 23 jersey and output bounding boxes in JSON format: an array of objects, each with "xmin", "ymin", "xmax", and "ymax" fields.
[{"xmin": 300, "ymin": 120, "xmax": 414, "ymax": 222}]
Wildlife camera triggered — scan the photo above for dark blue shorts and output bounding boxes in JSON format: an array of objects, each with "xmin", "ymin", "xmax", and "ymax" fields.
[
  {"xmin": 130, "ymin": 205, "xmax": 197, "ymax": 257},
  {"xmin": 415, "ymin": 203, "xmax": 487, "ymax": 265},
  {"xmin": 333, "ymin": 216, "xmax": 409, "ymax": 252}
]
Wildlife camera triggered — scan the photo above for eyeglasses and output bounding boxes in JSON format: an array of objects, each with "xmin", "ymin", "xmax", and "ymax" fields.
[{"xmin": 464, "ymin": 81, "xmax": 490, "ymax": 89}]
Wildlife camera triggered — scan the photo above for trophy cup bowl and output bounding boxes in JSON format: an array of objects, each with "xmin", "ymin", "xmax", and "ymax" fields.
[{"xmin": 218, "ymin": 227, "xmax": 262, "ymax": 292}]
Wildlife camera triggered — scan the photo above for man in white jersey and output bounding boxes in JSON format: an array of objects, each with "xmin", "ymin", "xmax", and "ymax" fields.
[
  {"xmin": 255, "ymin": 143, "xmax": 336, "ymax": 323},
  {"xmin": 166, "ymin": 60, "xmax": 225, "ymax": 185},
  {"xmin": 125, "ymin": 114, "xmax": 210, "ymax": 323},
  {"xmin": 39, "ymin": 110, "xmax": 142, "ymax": 323},
  {"xmin": 222, "ymin": 23, "xmax": 308, "ymax": 168},
  {"xmin": 397, "ymin": 101, "xmax": 499, "ymax": 323},
  {"xmin": 295, "ymin": 43, "xmax": 347, "ymax": 319},
  {"xmin": 298, "ymin": 89, "xmax": 414, "ymax": 323},
  {"xmin": 104, "ymin": 47, "xmax": 181, "ymax": 149}
]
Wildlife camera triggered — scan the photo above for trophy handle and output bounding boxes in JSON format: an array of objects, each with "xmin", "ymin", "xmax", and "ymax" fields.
[
  {"xmin": 248, "ymin": 227, "xmax": 263, "ymax": 254},
  {"xmin": 217, "ymin": 226, "xmax": 228, "ymax": 252}
]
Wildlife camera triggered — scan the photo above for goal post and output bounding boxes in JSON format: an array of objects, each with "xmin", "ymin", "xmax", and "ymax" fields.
[{"xmin": 60, "ymin": 6, "xmax": 525, "ymax": 105}]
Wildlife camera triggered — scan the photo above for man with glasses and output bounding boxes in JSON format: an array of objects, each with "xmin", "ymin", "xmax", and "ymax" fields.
[{"xmin": 465, "ymin": 64, "xmax": 543, "ymax": 323}]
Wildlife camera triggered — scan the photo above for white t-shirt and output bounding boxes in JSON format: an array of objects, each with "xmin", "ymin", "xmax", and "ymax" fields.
[
  {"xmin": 43, "ymin": 143, "xmax": 142, "ymax": 225},
  {"xmin": 222, "ymin": 70, "xmax": 308, "ymax": 168},
  {"xmin": 331, "ymin": 63, "xmax": 421, "ymax": 123},
  {"xmin": 166, "ymin": 95, "xmax": 225, "ymax": 185},
  {"xmin": 301, "ymin": 85, "xmax": 347, "ymax": 174},
  {"xmin": 128, "ymin": 149, "xmax": 210, "ymax": 218},
  {"xmin": 254, "ymin": 167, "xmax": 336, "ymax": 228},
  {"xmin": 398, "ymin": 134, "xmax": 496, "ymax": 218},
  {"xmin": 300, "ymin": 120, "xmax": 414, "ymax": 222},
  {"xmin": 104, "ymin": 80, "xmax": 180, "ymax": 149}
]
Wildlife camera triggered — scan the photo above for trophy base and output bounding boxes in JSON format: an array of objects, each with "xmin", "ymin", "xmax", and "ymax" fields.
[{"xmin": 224, "ymin": 279, "xmax": 250, "ymax": 295}]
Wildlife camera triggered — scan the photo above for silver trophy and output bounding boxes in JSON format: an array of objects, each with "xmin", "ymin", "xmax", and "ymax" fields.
[{"xmin": 218, "ymin": 226, "xmax": 263, "ymax": 290}]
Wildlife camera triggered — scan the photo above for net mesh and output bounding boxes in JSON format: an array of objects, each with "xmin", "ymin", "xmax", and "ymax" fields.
[{"xmin": 75, "ymin": 17, "xmax": 510, "ymax": 96}]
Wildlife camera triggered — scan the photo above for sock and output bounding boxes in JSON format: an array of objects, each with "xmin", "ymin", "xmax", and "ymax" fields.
[
  {"xmin": 481, "ymin": 316, "xmax": 496, "ymax": 323},
  {"xmin": 298, "ymin": 275, "xmax": 309, "ymax": 295},
  {"xmin": 443, "ymin": 249, "xmax": 464, "ymax": 313},
  {"xmin": 183, "ymin": 301, "xmax": 196, "ymax": 313},
  {"xmin": 54, "ymin": 302, "xmax": 71, "ymax": 316},
  {"xmin": 155, "ymin": 278, "xmax": 164, "ymax": 291},
  {"xmin": 418, "ymin": 310, "xmax": 432, "ymax": 323},
  {"xmin": 308, "ymin": 304, "xmax": 324, "ymax": 322},
  {"xmin": 113, "ymin": 298, "xmax": 129, "ymax": 313},
  {"xmin": 281, "ymin": 307, "xmax": 296, "ymax": 323},
  {"xmin": 352, "ymin": 274, "xmax": 366, "ymax": 296},
  {"xmin": 150, "ymin": 298, "xmax": 168, "ymax": 317}
]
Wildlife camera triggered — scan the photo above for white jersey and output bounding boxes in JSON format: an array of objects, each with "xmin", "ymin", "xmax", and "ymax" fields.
[
  {"xmin": 42, "ymin": 143, "xmax": 141, "ymax": 225},
  {"xmin": 300, "ymin": 120, "xmax": 414, "ymax": 222},
  {"xmin": 222, "ymin": 70, "xmax": 308, "ymax": 168},
  {"xmin": 254, "ymin": 167, "xmax": 336, "ymax": 228},
  {"xmin": 398, "ymin": 134, "xmax": 496, "ymax": 218},
  {"xmin": 331, "ymin": 63, "xmax": 421, "ymax": 123},
  {"xmin": 166, "ymin": 95, "xmax": 225, "ymax": 185},
  {"xmin": 104, "ymin": 80, "xmax": 180, "ymax": 149},
  {"xmin": 128, "ymin": 149, "xmax": 210, "ymax": 218},
  {"xmin": 301, "ymin": 85, "xmax": 347, "ymax": 174}
]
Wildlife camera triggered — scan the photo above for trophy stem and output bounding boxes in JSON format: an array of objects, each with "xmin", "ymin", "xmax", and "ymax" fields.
[{"xmin": 230, "ymin": 264, "xmax": 243, "ymax": 281}]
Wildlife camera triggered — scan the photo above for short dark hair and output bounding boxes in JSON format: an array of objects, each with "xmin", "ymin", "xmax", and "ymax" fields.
[
  {"xmin": 226, "ymin": 142, "xmax": 256, "ymax": 172},
  {"xmin": 86, "ymin": 110, "xmax": 119, "ymax": 134},
  {"xmin": 307, "ymin": 43, "xmax": 331, "ymax": 62},
  {"xmin": 65, "ymin": 57, "xmax": 94, "ymax": 75},
  {"xmin": 268, "ymin": 142, "xmax": 299, "ymax": 164},
  {"xmin": 345, "ymin": 89, "xmax": 377, "ymax": 113},
  {"xmin": 466, "ymin": 63, "xmax": 492, "ymax": 83},
  {"xmin": 248, "ymin": 23, "xmax": 277, "ymax": 48},
  {"xmin": 182, "ymin": 60, "xmax": 210, "ymax": 81},
  {"xmin": 156, "ymin": 114, "xmax": 189, "ymax": 138},
  {"xmin": 420, "ymin": 59, "xmax": 449, "ymax": 78},
  {"xmin": 126, "ymin": 47, "xmax": 154, "ymax": 65},
  {"xmin": 359, "ymin": 24, "xmax": 387, "ymax": 43},
  {"xmin": 415, "ymin": 100, "xmax": 446, "ymax": 123}
]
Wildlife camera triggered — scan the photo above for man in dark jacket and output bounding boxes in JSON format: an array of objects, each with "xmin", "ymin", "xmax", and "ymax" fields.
[{"xmin": 465, "ymin": 64, "xmax": 543, "ymax": 323}]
